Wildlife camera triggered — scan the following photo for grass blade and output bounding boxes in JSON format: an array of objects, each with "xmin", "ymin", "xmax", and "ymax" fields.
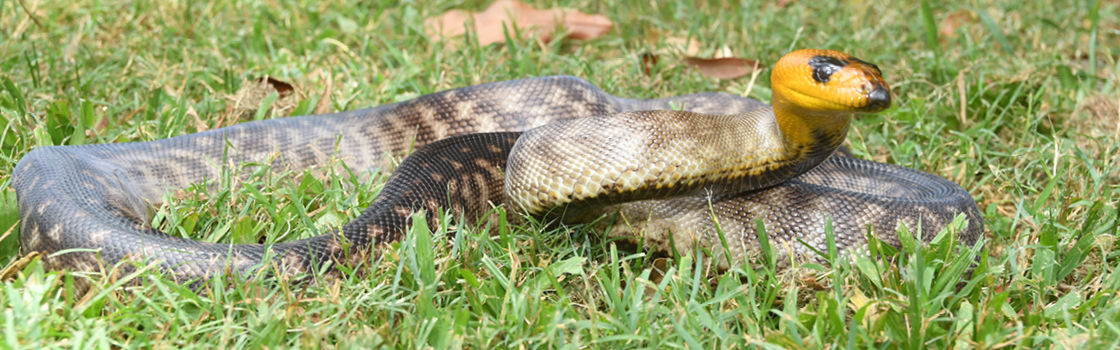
[{"xmin": 975, "ymin": 8, "xmax": 1016, "ymax": 57}]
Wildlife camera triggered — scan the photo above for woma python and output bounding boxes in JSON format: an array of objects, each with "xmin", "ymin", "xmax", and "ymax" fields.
[{"xmin": 9, "ymin": 49, "xmax": 983, "ymax": 287}]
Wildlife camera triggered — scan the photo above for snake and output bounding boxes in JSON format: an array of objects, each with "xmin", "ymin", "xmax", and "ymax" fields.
[{"xmin": 10, "ymin": 49, "xmax": 983, "ymax": 288}]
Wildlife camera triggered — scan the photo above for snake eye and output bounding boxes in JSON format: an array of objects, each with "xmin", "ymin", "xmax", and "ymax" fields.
[{"xmin": 808, "ymin": 56, "xmax": 847, "ymax": 83}]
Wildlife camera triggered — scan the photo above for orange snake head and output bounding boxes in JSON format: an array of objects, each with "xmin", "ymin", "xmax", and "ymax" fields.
[
  {"xmin": 768, "ymin": 49, "xmax": 891, "ymax": 153},
  {"xmin": 771, "ymin": 49, "xmax": 891, "ymax": 116}
]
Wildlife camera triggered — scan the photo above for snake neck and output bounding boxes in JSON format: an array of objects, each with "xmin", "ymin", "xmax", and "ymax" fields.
[{"xmin": 772, "ymin": 99, "xmax": 852, "ymax": 165}]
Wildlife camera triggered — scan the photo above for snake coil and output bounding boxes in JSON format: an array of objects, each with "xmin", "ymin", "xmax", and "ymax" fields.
[{"xmin": 10, "ymin": 49, "xmax": 983, "ymax": 288}]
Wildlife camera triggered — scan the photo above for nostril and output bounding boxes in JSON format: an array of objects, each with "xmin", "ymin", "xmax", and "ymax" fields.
[{"xmin": 866, "ymin": 85, "xmax": 891, "ymax": 110}]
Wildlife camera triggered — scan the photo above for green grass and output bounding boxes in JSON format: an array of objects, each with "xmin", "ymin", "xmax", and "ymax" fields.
[{"xmin": 2, "ymin": 0, "xmax": 1119, "ymax": 348}]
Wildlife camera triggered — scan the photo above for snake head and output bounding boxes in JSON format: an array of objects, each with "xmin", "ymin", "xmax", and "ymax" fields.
[{"xmin": 771, "ymin": 49, "xmax": 891, "ymax": 115}]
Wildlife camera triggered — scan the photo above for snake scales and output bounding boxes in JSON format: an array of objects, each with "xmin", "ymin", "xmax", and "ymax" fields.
[{"xmin": 11, "ymin": 50, "xmax": 982, "ymax": 287}]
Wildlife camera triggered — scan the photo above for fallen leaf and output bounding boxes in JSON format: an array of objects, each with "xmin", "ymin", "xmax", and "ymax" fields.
[
  {"xmin": 256, "ymin": 76, "xmax": 295, "ymax": 98},
  {"xmin": 684, "ymin": 57, "xmax": 758, "ymax": 79},
  {"xmin": 939, "ymin": 10, "xmax": 974, "ymax": 40},
  {"xmin": 425, "ymin": 0, "xmax": 612, "ymax": 46},
  {"xmin": 801, "ymin": 275, "xmax": 827, "ymax": 290},
  {"xmin": 640, "ymin": 52, "xmax": 659, "ymax": 76}
]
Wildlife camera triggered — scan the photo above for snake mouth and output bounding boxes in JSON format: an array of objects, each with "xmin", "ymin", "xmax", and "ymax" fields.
[{"xmin": 864, "ymin": 84, "xmax": 891, "ymax": 112}]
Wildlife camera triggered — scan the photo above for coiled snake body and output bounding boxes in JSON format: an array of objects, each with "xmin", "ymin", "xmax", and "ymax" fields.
[{"xmin": 11, "ymin": 50, "xmax": 982, "ymax": 286}]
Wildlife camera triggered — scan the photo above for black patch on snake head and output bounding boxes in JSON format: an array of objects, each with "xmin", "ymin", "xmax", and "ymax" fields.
[
  {"xmin": 809, "ymin": 56, "xmax": 848, "ymax": 83},
  {"xmin": 848, "ymin": 56, "xmax": 882, "ymax": 76}
]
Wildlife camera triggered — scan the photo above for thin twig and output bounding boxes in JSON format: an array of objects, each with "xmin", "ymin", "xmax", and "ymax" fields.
[
  {"xmin": 741, "ymin": 60, "xmax": 762, "ymax": 99},
  {"xmin": 16, "ymin": 0, "xmax": 42, "ymax": 27}
]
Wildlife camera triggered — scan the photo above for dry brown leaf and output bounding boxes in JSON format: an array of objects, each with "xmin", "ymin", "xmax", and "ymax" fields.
[
  {"xmin": 684, "ymin": 57, "xmax": 758, "ymax": 80},
  {"xmin": 640, "ymin": 52, "xmax": 659, "ymax": 76},
  {"xmin": 256, "ymin": 76, "xmax": 295, "ymax": 98},
  {"xmin": 939, "ymin": 10, "xmax": 974, "ymax": 40},
  {"xmin": 425, "ymin": 0, "xmax": 612, "ymax": 46},
  {"xmin": 801, "ymin": 275, "xmax": 828, "ymax": 291}
]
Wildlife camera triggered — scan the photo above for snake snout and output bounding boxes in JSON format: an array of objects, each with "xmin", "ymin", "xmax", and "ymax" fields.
[{"xmin": 865, "ymin": 85, "xmax": 891, "ymax": 111}]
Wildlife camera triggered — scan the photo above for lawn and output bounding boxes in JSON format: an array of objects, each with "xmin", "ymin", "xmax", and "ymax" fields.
[{"xmin": 1, "ymin": 0, "xmax": 1118, "ymax": 348}]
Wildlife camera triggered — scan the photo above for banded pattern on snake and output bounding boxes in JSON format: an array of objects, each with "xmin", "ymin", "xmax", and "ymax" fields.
[{"xmin": 10, "ymin": 49, "xmax": 982, "ymax": 287}]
